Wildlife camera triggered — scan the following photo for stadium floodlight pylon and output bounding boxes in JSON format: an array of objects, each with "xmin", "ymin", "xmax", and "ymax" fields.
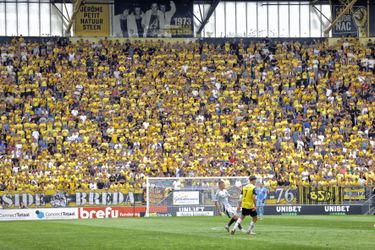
[{"xmin": 145, "ymin": 177, "xmax": 249, "ymax": 217}]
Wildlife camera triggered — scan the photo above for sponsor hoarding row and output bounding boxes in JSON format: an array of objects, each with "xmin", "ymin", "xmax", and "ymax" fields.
[
  {"xmin": 168, "ymin": 204, "xmax": 363, "ymax": 216},
  {"xmin": 264, "ymin": 205, "xmax": 363, "ymax": 215},
  {"xmin": 0, "ymin": 206, "xmax": 168, "ymax": 221},
  {"xmin": 0, "ymin": 208, "xmax": 78, "ymax": 221},
  {"xmin": 172, "ymin": 191, "xmax": 200, "ymax": 205},
  {"xmin": 78, "ymin": 206, "xmax": 168, "ymax": 219},
  {"xmin": 175, "ymin": 206, "xmax": 214, "ymax": 216},
  {"xmin": 0, "ymin": 204, "xmax": 364, "ymax": 221}
]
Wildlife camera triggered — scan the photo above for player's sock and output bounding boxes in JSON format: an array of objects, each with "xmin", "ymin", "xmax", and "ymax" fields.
[
  {"xmin": 249, "ymin": 221, "xmax": 255, "ymax": 232},
  {"xmin": 232, "ymin": 218, "xmax": 242, "ymax": 231},
  {"xmin": 227, "ymin": 218, "xmax": 236, "ymax": 227},
  {"xmin": 238, "ymin": 223, "xmax": 243, "ymax": 230}
]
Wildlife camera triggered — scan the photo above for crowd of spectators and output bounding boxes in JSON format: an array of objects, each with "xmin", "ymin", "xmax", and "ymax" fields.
[{"xmin": 0, "ymin": 36, "xmax": 374, "ymax": 192}]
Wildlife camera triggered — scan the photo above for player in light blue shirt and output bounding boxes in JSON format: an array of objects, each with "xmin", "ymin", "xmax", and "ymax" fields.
[{"xmin": 256, "ymin": 183, "xmax": 268, "ymax": 219}]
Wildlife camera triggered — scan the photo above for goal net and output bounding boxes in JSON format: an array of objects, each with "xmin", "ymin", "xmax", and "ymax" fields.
[{"xmin": 145, "ymin": 177, "xmax": 249, "ymax": 217}]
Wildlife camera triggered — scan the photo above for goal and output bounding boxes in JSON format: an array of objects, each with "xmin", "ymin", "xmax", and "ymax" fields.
[{"xmin": 145, "ymin": 177, "xmax": 249, "ymax": 217}]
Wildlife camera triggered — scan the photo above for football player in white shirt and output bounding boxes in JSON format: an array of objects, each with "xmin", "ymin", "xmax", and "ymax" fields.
[{"xmin": 214, "ymin": 180, "xmax": 243, "ymax": 232}]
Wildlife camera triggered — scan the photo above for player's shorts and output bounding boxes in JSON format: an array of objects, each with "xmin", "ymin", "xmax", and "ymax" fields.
[
  {"xmin": 224, "ymin": 206, "xmax": 237, "ymax": 218},
  {"xmin": 242, "ymin": 208, "xmax": 257, "ymax": 217}
]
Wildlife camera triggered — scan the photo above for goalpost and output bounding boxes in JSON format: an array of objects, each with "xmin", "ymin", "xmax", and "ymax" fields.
[{"xmin": 145, "ymin": 177, "xmax": 249, "ymax": 217}]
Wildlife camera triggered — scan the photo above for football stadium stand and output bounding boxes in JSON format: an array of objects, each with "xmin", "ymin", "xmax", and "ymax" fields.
[{"xmin": 0, "ymin": 36, "xmax": 373, "ymax": 195}]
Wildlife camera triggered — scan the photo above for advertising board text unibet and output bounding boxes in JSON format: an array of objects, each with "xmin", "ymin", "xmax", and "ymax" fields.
[
  {"xmin": 324, "ymin": 206, "xmax": 351, "ymax": 212},
  {"xmin": 276, "ymin": 206, "xmax": 302, "ymax": 213}
]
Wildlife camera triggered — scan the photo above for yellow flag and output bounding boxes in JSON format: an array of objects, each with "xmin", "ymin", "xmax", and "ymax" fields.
[{"xmin": 74, "ymin": 3, "xmax": 109, "ymax": 36}]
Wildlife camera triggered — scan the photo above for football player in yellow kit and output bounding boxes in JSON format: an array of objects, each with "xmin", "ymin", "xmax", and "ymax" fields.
[{"xmin": 231, "ymin": 176, "xmax": 258, "ymax": 235}]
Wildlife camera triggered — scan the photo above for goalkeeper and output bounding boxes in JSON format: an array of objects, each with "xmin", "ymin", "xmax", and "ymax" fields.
[
  {"xmin": 256, "ymin": 182, "xmax": 268, "ymax": 219},
  {"xmin": 214, "ymin": 180, "xmax": 243, "ymax": 232}
]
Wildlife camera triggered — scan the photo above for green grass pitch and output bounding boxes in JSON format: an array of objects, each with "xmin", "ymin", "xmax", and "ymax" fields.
[{"xmin": 0, "ymin": 216, "xmax": 374, "ymax": 249}]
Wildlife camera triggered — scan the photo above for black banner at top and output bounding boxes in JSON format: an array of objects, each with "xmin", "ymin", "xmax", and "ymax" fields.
[
  {"xmin": 370, "ymin": 2, "xmax": 375, "ymax": 37},
  {"xmin": 331, "ymin": 0, "xmax": 374, "ymax": 37},
  {"xmin": 113, "ymin": 0, "xmax": 193, "ymax": 38}
]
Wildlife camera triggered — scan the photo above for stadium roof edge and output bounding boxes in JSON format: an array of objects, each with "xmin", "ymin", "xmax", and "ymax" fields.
[{"xmin": 45, "ymin": 0, "xmax": 334, "ymax": 4}]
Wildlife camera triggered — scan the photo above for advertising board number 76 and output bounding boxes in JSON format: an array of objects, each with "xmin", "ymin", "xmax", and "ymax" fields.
[{"xmin": 275, "ymin": 188, "xmax": 295, "ymax": 203}]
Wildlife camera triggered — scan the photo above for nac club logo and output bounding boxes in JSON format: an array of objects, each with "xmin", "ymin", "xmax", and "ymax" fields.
[{"xmin": 35, "ymin": 210, "xmax": 45, "ymax": 219}]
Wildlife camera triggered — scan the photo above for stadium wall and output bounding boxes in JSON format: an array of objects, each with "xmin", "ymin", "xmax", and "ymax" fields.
[
  {"xmin": 3, "ymin": 36, "xmax": 374, "ymax": 47},
  {"xmin": 2, "ymin": 36, "xmax": 375, "ymax": 46},
  {"xmin": 69, "ymin": 37, "xmax": 198, "ymax": 44},
  {"xmin": 0, "ymin": 36, "xmax": 69, "ymax": 44},
  {"xmin": 199, "ymin": 37, "xmax": 327, "ymax": 45},
  {"xmin": 0, "ymin": 186, "xmax": 371, "ymax": 208},
  {"xmin": 328, "ymin": 37, "xmax": 375, "ymax": 46}
]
